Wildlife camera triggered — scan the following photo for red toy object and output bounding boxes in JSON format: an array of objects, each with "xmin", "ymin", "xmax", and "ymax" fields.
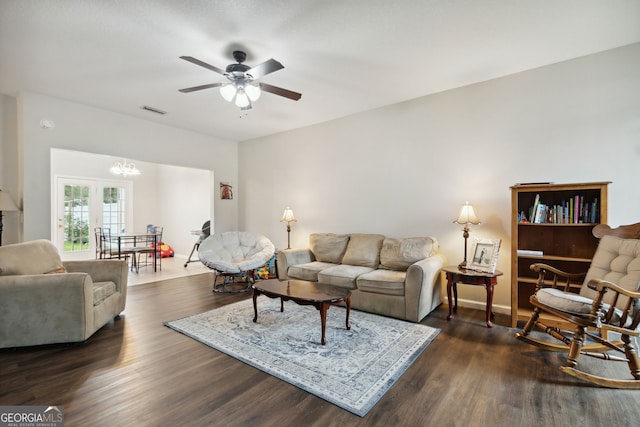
[{"xmin": 151, "ymin": 242, "xmax": 174, "ymax": 258}]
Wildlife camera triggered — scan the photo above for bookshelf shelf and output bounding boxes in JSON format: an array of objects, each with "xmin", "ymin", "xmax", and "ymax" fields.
[{"xmin": 510, "ymin": 181, "xmax": 610, "ymax": 328}]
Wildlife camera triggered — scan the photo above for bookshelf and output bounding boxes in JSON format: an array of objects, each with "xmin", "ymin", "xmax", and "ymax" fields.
[{"xmin": 510, "ymin": 182, "xmax": 610, "ymax": 328}]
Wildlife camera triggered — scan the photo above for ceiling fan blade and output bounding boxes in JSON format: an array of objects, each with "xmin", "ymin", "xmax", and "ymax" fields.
[
  {"xmin": 247, "ymin": 58, "xmax": 284, "ymax": 79},
  {"xmin": 179, "ymin": 56, "xmax": 227, "ymax": 75},
  {"xmin": 178, "ymin": 83, "xmax": 223, "ymax": 93},
  {"xmin": 259, "ymin": 83, "xmax": 302, "ymax": 101}
]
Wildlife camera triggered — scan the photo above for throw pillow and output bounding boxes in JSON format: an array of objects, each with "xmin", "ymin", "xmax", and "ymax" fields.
[
  {"xmin": 380, "ymin": 237, "xmax": 437, "ymax": 271},
  {"xmin": 0, "ymin": 239, "xmax": 66, "ymax": 276},
  {"xmin": 310, "ymin": 233, "xmax": 350, "ymax": 263},
  {"xmin": 341, "ymin": 233, "xmax": 385, "ymax": 268}
]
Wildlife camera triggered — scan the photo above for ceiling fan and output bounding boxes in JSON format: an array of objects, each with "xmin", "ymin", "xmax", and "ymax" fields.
[{"xmin": 179, "ymin": 50, "xmax": 302, "ymax": 110}]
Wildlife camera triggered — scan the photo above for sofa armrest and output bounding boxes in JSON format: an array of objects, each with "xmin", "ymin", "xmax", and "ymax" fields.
[
  {"xmin": 0, "ymin": 273, "xmax": 94, "ymax": 347},
  {"xmin": 404, "ymin": 254, "xmax": 446, "ymax": 322},
  {"xmin": 277, "ymin": 249, "xmax": 315, "ymax": 280}
]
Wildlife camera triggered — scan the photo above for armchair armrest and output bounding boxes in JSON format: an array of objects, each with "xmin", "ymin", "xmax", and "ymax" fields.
[
  {"xmin": 530, "ymin": 263, "xmax": 587, "ymax": 293},
  {"xmin": 64, "ymin": 259, "xmax": 128, "ymax": 295},
  {"xmin": 277, "ymin": 249, "xmax": 315, "ymax": 280}
]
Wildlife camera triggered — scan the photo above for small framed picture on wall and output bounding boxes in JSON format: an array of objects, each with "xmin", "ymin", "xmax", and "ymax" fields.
[{"xmin": 220, "ymin": 182, "xmax": 233, "ymax": 200}]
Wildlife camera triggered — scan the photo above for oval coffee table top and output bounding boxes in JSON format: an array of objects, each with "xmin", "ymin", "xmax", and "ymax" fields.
[{"xmin": 253, "ymin": 279, "xmax": 351, "ymax": 303}]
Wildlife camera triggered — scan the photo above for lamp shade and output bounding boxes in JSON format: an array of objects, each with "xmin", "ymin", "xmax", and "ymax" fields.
[
  {"xmin": 234, "ymin": 89, "xmax": 251, "ymax": 108},
  {"xmin": 0, "ymin": 191, "xmax": 18, "ymax": 211},
  {"xmin": 220, "ymin": 83, "xmax": 236, "ymax": 101},
  {"xmin": 245, "ymin": 83, "xmax": 261, "ymax": 101},
  {"xmin": 280, "ymin": 207, "xmax": 297, "ymax": 223},
  {"xmin": 454, "ymin": 202, "xmax": 480, "ymax": 225}
]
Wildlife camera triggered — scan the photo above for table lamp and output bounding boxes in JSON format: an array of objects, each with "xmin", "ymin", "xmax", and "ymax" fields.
[
  {"xmin": 0, "ymin": 190, "xmax": 19, "ymax": 246},
  {"xmin": 454, "ymin": 201, "xmax": 480, "ymax": 269},
  {"xmin": 280, "ymin": 207, "xmax": 297, "ymax": 249}
]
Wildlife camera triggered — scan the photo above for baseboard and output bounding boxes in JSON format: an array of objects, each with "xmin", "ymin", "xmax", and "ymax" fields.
[{"xmin": 442, "ymin": 298, "xmax": 510, "ymax": 316}]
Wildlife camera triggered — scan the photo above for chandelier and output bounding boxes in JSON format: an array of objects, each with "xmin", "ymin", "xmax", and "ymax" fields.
[{"xmin": 109, "ymin": 159, "xmax": 141, "ymax": 177}]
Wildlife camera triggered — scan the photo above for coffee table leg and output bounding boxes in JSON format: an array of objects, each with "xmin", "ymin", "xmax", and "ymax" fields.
[
  {"xmin": 345, "ymin": 297, "xmax": 351, "ymax": 330},
  {"xmin": 252, "ymin": 289, "xmax": 259, "ymax": 323},
  {"xmin": 320, "ymin": 302, "xmax": 328, "ymax": 345}
]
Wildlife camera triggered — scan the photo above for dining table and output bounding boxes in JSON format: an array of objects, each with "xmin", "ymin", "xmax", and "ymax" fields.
[{"xmin": 111, "ymin": 231, "xmax": 160, "ymax": 272}]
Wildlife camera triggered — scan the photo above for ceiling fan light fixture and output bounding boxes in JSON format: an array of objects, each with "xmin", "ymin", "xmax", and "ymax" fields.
[
  {"xmin": 245, "ymin": 83, "xmax": 261, "ymax": 102},
  {"xmin": 220, "ymin": 83, "xmax": 236, "ymax": 102},
  {"xmin": 234, "ymin": 89, "xmax": 251, "ymax": 108}
]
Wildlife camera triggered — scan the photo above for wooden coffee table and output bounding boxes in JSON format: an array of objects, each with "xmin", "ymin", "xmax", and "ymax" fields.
[{"xmin": 252, "ymin": 279, "xmax": 351, "ymax": 345}]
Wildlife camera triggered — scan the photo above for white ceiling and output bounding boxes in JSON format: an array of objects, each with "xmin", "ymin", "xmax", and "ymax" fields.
[{"xmin": 1, "ymin": 0, "xmax": 639, "ymax": 142}]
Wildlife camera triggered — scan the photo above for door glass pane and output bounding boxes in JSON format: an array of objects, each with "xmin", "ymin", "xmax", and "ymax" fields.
[
  {"xmin": 103, "ymin": 187, "xmax": 126, "ymax": 233},
  {"xmin": 63, "ymin": 184, "xmax": 90, "ymax": 252}
]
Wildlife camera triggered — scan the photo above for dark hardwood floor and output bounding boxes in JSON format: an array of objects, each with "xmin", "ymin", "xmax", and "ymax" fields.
[{"xmin": 1, "ymin": 273, "xmax": 637, "ymax": 426}]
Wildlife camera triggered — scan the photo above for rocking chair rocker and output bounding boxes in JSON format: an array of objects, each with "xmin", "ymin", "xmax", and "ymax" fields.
[{"xmin": 515, "ymin": 221, "xmax": 640, "ymax": 389}]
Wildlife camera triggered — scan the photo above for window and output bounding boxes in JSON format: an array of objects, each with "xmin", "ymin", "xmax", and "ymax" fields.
[{"xmin": 102, "ymin": 186, "xmax": 127, "ymax": 233}]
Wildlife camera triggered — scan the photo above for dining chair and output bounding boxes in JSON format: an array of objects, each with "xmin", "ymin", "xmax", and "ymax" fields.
[{"xmin": 131, "ymin": 225, "xmax": 163, "ymax": 273}]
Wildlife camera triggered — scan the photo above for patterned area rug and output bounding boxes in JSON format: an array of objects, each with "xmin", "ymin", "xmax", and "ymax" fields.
[{"xmin": 164, "ymin": 298, "xmax": 440, "ymax": 416}]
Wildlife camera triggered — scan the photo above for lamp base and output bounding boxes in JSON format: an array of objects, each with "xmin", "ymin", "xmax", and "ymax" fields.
[{"xmin": 458, "ymin": 260, "xmax": 467, "ymax": 269}]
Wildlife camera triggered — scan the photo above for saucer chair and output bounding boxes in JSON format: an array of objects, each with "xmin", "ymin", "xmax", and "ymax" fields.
[
  {"xmin": 198, "ymin": 231, "xmax": 275, "ymax": 293},
  {"xmin": 515, "ymin": 221, "xmax": 640, "ymax": 388}
]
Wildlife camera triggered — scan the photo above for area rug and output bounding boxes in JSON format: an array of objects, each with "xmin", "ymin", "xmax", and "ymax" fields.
[{"xmin": 164, "ymin": 298, "xmax": 440, "ymax": 416}]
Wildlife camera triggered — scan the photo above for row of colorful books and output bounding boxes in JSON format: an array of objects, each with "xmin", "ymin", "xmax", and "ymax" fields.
[{"xmin": 522, "ymin": 194, "xmax": 599, "ymax": 224}]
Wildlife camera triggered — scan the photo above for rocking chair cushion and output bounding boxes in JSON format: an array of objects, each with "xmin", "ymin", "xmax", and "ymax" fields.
[
  {"xmin": 580, "ymin": 235, "xmax": 640, "ymax": 308},
  {"xmin": 536, "ymin": 288, "xmax": 632, "ymax": 328},
  {"xmin": 537, "ymin": 288, "xmax": 595, "ymax": 315}
]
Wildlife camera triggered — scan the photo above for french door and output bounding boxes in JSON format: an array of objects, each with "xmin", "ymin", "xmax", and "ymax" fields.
[{"xmin": 53, "ymin": 177, "xmax": 132, "ymax": 260}]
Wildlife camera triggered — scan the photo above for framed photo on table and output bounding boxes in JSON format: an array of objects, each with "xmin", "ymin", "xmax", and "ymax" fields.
[{"xmin": 468, "ymin": 238, "xmax": 501, "ymax": 273}]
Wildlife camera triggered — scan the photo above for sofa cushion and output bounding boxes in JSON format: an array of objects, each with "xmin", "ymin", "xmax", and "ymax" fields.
[
  {"xmin": 288, "ymin": 261, "xmax": 337, "ymax": 282},
  {"xmin": 380, "ymin": 237, "xmax": 437, "ymax": 272},
  {"xmin": 318, "ymin": 264, "xmax": 374, "ymax": 289},
  {"xmin": 0, "ymin": 239, "xmax": 65, "ymax": 276},
  {"xmin": 93, "ymin": 281, "xmax": 117, "ymax": 306},
  {"xmin": 309, "ymin": 233, "xmax": 350, "ymax": 263},
  {"xmin": 357, "ymin": 269, "xmax": 406, "ymax": 296},
  {"xmin": 341, "ymin": 233, "xmax": 385, "ymax": 268}
]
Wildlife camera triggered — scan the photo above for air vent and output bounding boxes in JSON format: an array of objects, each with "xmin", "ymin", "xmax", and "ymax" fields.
[{"xmin": 141, "ymin": 105, "xmax": 167, "ymax": 115}]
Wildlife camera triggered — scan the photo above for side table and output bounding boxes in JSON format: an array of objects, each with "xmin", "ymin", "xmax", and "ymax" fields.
[{"xmin": 442, "ymin": 266, "xmax": 503, "ymax": 328}]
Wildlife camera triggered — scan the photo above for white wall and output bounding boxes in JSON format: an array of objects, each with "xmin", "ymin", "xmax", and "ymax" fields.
[
  {"xmin": 0, "ymin": 94, "xmax": 21, "ymax": 244},
  {"xmin": 239, "ymin": 43, "xmax": 640, "ymax": 312},
  {"xmin": 17, "ymin": 92, "xmax": 238, "ymax": 244}
]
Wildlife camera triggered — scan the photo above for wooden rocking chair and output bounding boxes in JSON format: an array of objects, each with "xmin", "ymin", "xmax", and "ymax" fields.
[{"xmin": 515, "ymin": 221, "xmax": 640, "ymax": 388}]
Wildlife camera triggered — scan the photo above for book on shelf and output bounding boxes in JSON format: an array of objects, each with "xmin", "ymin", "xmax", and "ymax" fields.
[
  {"xmin": 525, "ymin": 193, "xmax": 600, "ymax": 224},
  {"xmin": 529, "ymin": 194, "xmax": 541, "ymax": 223},
  {"xmin": 533, "ymin": 203, "xmax": 546, "ymax": 224},
  {"xmin": 517, "ymin": 249, "xmax": 543, "ymax": 256}
]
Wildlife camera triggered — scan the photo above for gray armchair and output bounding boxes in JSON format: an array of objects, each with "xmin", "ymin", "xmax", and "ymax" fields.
[{"xmin": 0, "ymin": 240, "xmax": 127, "ymax": 348}]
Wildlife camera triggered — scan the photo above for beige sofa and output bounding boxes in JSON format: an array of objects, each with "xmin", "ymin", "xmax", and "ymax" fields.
[
  {"xmin": 0, "ymin": 240, "xmax": 128, "ymax": 348},
  {"xmin": 277, "ymin": 233, "xmax": 445, "ymax": 322}
]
